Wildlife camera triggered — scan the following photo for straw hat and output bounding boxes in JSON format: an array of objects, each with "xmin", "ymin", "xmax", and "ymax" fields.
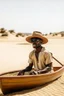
[{"xmin": 26, "ymin": 31, "xmax": 48, "ymax": 44}]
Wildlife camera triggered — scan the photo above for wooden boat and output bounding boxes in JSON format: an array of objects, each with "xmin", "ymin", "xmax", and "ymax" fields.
[{"xmin": 0, "ymin": 66, "xmax": 64, "ymax": 95}]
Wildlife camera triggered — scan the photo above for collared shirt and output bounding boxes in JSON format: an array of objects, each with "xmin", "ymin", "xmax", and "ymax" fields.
[{"xmin": 28, "ymin": 47, "xmax": 52, "ymax": 71}]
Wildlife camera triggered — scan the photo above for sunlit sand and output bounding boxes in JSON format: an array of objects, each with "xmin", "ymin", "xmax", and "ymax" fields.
[{"xmin": 0, "ymin": 33, "xmax": 64, "ymax": 96}]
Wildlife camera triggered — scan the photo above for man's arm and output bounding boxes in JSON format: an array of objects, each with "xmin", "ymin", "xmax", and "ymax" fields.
[
  {"xmin": 17, "ymin": 63, "xmax": 33, "ymax": 75},
  {"xmin": 24, "ymin": 63, "xmax": 33, "ymax": 72},
  {"xmin": 38, "ymin": 51, "xmax": 53, "ymax": 74},
  {"xmin": 38, "ymin": 62, "xmax": 52, "ymax": 74}
]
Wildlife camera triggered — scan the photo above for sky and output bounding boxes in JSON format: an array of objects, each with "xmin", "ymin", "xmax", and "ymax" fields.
[{"xmin": 0, "ymin": 0, "xmax": 64, "ymax": 33}]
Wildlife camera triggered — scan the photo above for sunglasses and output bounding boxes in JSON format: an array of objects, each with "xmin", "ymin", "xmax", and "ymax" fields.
[{"xmin": 31, "ymin": 38, "xmax": 42, "ymax": 42}]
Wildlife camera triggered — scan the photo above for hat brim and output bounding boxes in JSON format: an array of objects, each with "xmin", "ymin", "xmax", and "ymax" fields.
[{"xmin": 26, "ymin": 34, "xmax": 48, "ymax": 44}]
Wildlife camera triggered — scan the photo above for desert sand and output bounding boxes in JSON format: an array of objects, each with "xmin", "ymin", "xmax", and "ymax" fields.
[{"xmin": 0, "ymin": 33, "xmax": 64, "ymax": 96}]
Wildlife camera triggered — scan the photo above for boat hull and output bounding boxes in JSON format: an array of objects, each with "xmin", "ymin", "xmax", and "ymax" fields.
[{"xmin": 0, "ymin": 67, "xmax": 64, "ymax": 95}]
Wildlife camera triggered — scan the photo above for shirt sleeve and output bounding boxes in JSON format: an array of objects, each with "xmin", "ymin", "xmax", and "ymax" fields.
[{"xmin": 44, "ymin": 52, "xmax": 52, "ymax": 65}]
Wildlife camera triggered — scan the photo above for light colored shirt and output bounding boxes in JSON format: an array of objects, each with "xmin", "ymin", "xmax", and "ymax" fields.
[{"xmin": 28, "ymin": 47, "xmax": 52, "ymax": 71}]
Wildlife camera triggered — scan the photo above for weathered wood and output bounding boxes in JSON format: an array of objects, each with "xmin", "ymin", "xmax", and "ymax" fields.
[{"xmin": 0, "ymin": 67, "xmax": 64, "ymax": 95}]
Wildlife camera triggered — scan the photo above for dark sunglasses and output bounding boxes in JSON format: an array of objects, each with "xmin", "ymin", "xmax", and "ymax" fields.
[{"xmin": 31, "ymin": 38, "xmax": 42, "ymax": 42}]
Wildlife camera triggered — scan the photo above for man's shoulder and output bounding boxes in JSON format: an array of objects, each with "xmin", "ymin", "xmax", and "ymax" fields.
[
  {"xmin": 41, "ymin": 47, "xmax": 51, "ymax": 56},
  {"xmin": 41, "ymin": 47, "xmax": 50, "ymax": 53},
  {"xmin": 29, "ymin": 50, "xmax": 35, "ymax": 57},
  {"xmin": 44, "ymin": 50, "xmax": 52, "ymax": 57}
]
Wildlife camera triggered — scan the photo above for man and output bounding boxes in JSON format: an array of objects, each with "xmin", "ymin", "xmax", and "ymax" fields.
[{"xmin": 18, "ymin": 31, "xmax": 53, "ymax": 75}]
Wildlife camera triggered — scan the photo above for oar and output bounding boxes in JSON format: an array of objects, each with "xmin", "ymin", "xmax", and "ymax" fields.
[{"xmin": 52, "ymin": 56, "xmax": 64, "ymax": 66}]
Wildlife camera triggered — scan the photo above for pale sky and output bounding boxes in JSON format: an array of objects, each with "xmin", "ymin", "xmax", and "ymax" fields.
[{"xmin": 0, "ymin": 0, "xmax": 64, "ymax": 33}]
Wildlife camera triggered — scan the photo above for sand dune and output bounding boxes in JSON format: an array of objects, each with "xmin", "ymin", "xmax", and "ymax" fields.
[{"xmin": 0, "ymin": 34, "xmax": 64, "ymax": 95}]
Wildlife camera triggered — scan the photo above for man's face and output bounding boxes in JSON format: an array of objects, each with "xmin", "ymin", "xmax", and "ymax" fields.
[{"xmin": 31, "ymin": 38, "xmax": 42, "ymax": 48}]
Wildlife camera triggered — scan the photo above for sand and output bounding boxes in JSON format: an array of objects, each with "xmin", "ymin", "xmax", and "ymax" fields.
[{"xmin": 0, "ymin": 34, "xmax": 64, "ymax": 96}]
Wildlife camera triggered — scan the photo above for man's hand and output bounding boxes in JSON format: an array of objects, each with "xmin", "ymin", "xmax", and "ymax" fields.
[
  {"xmin": 17, "ymin": 70, "xmax": 25, "ymax": 76},
  {"xmin": 37, "ymin": 67, "xmax": 50, "ymax": 74}
]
